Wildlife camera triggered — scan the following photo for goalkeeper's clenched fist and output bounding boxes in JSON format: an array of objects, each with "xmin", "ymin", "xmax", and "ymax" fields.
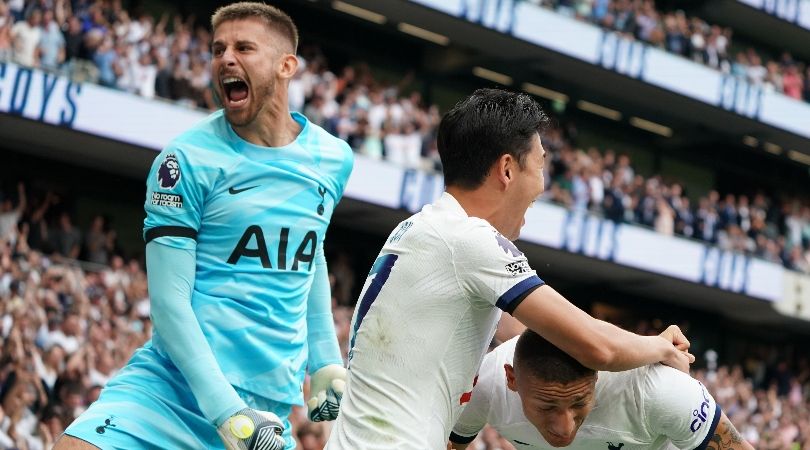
[
  {"xmin": 218, "ymin": 408, "xmax": 286, "ymax": 450},
  {"xmin": 307, "ymin": 365, "xmax": 346, "ymax": 422}
]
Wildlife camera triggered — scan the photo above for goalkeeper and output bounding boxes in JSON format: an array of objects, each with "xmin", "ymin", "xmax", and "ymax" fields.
[{"xmin": 56, "ymin": 3, "xmax": 353, "ymax": 450}]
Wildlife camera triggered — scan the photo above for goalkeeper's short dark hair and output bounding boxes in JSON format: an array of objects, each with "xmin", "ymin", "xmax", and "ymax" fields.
[{"xmin": 514, "ymin": 329, "xmax": 596, "ymax": 383}]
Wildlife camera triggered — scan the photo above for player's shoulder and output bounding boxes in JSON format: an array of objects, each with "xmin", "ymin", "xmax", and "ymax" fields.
[
  {"xmin": 598, "ymin": 363, "xmax": 664, "ymax": 387},
  {"xmin": 298, "ymin": 113, "xmax": 354, "ymax": 185},
  {"xmin": 422, "ymin": 194, "xmax": 502, "ymax": 243},
  {"xmin": 601, "ymin": 363, "xmax": 694, "ymax": 407},
  {"xmin": 594, "ymin": 364, "xmax": 654, "ymax": 398},
  {"xmin": 640, "ymin": 362, "xmax": 690, "ymax": 386},
  {"xmin": 300, "ymin": 113, "xmax": 354, "ymax": 161},
  {"xmin": 167, "ymin": 109, "xmax": 228, "ymax": 151},
  {"xmin": 164, "ymin": 110, "xmax": 234, "ymax": 161},
  {"xmin": 452, "ymin": 219, "xmax": 526, "ymax": 263}
]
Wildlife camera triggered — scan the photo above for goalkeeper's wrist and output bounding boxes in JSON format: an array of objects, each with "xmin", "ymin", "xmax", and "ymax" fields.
[
  {"xmin": 214, "ymin": 401, "xmax": 250, "ymax": 428},
  {"xmin": 309, "ymin": 359, "xmax": 344, "ymax": 374}
]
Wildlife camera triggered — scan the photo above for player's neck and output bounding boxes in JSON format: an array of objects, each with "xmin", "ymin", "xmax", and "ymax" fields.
[
  {"xmin": 232, "ymin": 101, "xmax": 301, "ymax": 148},
  {"xmin": 446, "ymin": 185, "xmax": 510, "ymax": 232}
]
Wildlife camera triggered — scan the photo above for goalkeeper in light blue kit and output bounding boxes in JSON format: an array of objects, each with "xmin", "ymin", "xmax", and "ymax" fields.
[{"xmin": 57, "ymin": 3, "xmax": 353, "ymax": 450}]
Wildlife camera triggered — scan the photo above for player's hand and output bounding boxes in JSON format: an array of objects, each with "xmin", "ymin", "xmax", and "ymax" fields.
[
  {"xmin": 659, "ymin": 324, "xmax": 691, "ymax": 352},
  {"xmin": 217, "ymin": 408, "xmax": 285, "ymax": 450},
  {"xmin": 307, "ymin": 364, "xmax": 346, "ymax": 422},
  {"xmin": 660, "ymin": 347, "xmax": 695, "ymax": 374},
  {"xmin": 657, "ymin": 325, "xmax": 695, "ymax": 374}
]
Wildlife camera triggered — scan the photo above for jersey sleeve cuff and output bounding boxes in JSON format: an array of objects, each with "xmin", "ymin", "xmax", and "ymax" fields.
[
  {"xmin": 144, "ymin": 226, "xmax": 198, "ymax": 243},
  {"xmin": 496, "ymin": 276, "xmax": 545, "ymax": 314},
  {"xmin": 693, "ymin": 405, "xmax": 722, "ymax": 450},
  {"xmin": 449, "ymin": 431, "xmax": 478, "ymax": 445}
]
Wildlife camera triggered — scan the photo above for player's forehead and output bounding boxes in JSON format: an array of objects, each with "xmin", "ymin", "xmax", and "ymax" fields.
[
  {"xmin": 524, "ymin": 375, "xmax": 595, "ymax": 403},
  {"xmin": 212, "ymin": 17, "xmax": 274, "ymax": 46}
]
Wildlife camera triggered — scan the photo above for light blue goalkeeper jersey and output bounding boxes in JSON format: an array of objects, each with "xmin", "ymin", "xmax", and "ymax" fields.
[{"xmin": 142, "ymin": 110, "xmax": 353, "ymax": 406}]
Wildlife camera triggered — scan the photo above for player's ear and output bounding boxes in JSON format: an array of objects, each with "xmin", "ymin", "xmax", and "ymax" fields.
[
  {"xmin": 505, "ymin": 364, "xmax": 517, "ymax": 392},
  {"xmin": 279, "ymin": 53, "xmax": 299, "ymax": 80},
  {"xmin": 495, "ymin": 154, "xmax": 513, "ymax": 188}
]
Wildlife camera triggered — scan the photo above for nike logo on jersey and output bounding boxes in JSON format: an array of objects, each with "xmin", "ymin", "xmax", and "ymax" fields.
[
  {"xmin": 229, "ymin": 185, "xmax": 259, "ymax": 195},
  {"xmin": 513, "ymin": 439, "xmax": 530, "ymax": 445}
]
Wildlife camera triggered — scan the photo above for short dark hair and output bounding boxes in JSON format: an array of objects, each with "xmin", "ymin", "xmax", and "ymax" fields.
[
  {"xmin": 437, "ymin": 88, "xmax": 550, "ymax": 189},
  {"xmin": 514, "ymin": 329, "xmax": 595, "ymax": 384},
  {"xmin": 211, "ymin": 2, "xmax": 299, "ymax": 53}
]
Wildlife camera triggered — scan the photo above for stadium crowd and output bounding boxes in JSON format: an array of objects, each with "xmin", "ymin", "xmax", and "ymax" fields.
[
  {"xmin": 540, "ymin": 0, "xmax": 810, "ymax": 102},
  {"xmin": 280, "ymin": 44, "xmax": 810, "ymax": 275},
  {"xmin": 539, "ymin": 126, "xmax": 810, "ymax": 274},
  {"xmin": 2, "ymin": 0, "xmax": 808, "ymax": 105},
  {"xmin": 0, "ymin": 181, "xmax": 809, "ymax": 450},
  {"xmin": 2, "ymin": 0, "xmax": 808, "ymax": 273}
]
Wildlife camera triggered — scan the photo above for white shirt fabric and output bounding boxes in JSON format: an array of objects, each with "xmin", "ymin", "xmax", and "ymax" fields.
[
  {"xmin": 11, "ymin": 21, "xmax": 41, "ymax": 67},
  {"xmin": 0, "ymin": 210, "xmax": 21, "ymax": 242},
  {"xmin": 327, "ymin": 193, "xmax": 545, "ymax": 450},
  {"xmin": 453, "ymin": 337, "xmax": 721, "ymax": 450}
]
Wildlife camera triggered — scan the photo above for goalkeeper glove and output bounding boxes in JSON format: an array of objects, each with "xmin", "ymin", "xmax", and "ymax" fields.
[
  {"xmin": 306, "ymin": 364, "xmax": 346, "ymax": 422},
  {"xmin": 217, "ymin": 408, "xmax": 286, "ymax": 450}
]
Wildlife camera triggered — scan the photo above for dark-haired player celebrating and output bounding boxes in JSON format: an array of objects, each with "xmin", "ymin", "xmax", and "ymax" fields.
[
  {"xmin": 450, "ymin": 330, "xmax": 754, "ymax": 450},
  {"xmin": 57, "ymin": 3, "xmax": 352, "ymax": 450},
  {"xmin": 327, "ymin": 89, "xmax": 693, "ymax": 450}
]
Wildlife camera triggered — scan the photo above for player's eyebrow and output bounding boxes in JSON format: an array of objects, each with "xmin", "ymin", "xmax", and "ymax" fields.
[
  {"xmin": 571, "ymin": 394, "xmax": 589, "ymax": 402},
  {"xmin": 211, "ymin": 39, "xmax": 258, "ymax": 48}
]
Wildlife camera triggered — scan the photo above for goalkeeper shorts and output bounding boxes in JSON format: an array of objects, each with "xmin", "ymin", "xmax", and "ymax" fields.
[{"xmin": 63, "ymin": 345, "xmax": 296, "ymax": 450}]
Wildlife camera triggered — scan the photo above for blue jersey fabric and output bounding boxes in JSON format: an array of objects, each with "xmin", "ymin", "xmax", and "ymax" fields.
[
  {"xmin": 142, "ymin": 110, "xmax": 353, "ymax": 406},
  {"xmin": 64, "ymin": 347, "xmax": 298, "ymax": 450}
]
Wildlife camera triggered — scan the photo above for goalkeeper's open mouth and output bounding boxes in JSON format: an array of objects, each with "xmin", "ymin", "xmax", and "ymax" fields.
[{"xmin": 221, "ymin": 75, "xmax": 250, "ymax": 110}]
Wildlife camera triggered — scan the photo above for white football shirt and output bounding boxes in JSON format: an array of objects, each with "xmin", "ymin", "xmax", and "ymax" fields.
[
  {"xmin": 326, "ymin": 193, "xmax": 545, "ymax": 450},
  {"xmin": 452, "ymin": 337, "xmax": 721, "ymax": 450}
]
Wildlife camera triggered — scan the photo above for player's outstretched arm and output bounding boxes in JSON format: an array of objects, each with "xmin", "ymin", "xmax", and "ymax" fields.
[
  {"xmin": 305, "ymin": 245, "xmax": 346, "ymax": 422},
  {"xmin": 512, "ymin": 284, "xmax": 692, "ymax": 372},
  {"xmin": 147, "ymin": 240, "xmax": 247, "ymax": 422},
  {"xmin": 147, "ymin": 241, "xmax": 286, "ymax": 450},
  {"xmin": 705, "ymin": 412, "xmax": 754, "ymax": 450}
]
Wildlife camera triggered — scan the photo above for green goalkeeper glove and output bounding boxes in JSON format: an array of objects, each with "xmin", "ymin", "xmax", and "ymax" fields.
[
  {"xmin": 217, "ymin": 408, "xmax": 285, "ymax": 450},
  {"xmin": 306, "ymin": 364, "xmax": 346, "ymax": 422}
]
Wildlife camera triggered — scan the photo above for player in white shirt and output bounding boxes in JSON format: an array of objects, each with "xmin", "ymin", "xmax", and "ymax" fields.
[
  {"xmin": 450, "ymin": 330, "xmax": 754, "ymax": 450},
  {"xmin": 326, "ymin": 89, "xmax": 694, "ymax": 450}
]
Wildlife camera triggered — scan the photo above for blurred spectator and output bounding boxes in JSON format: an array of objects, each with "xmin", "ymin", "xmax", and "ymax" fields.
[
  {"xmin": 782, "ymin": 64, "xmax": 804, "ymax": 100},
  {"xmin": 11, "ymin": 8, "xmax": 40, "ymax": 67},
  {"xmin": 83, "ymin": 215, "xmax": 114, "ymax": 266},
  {"xmin": 38, "ymin": 8, "xmax": 64, "ymax": 71},
  {"xmin": 51, "ymin": 212, "xmax": 81, "ymax": 260}
]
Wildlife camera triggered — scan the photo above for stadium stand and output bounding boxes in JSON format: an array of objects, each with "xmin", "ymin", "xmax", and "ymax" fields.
[
  {"xmin": 2, "ymin": 0, "xmax": 809, "ymax": 275},
  {"xmin": 506, "ymin": 0, "xmax": 810, "ymax": 103},
  {"xmin": 1, "ymin": 0, "xmax": 810, "ymax": 449}
]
